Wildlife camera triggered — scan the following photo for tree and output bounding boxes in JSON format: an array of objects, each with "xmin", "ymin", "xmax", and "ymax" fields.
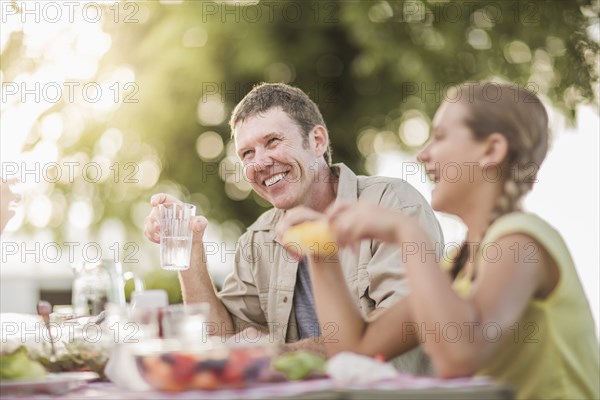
[{"xmin": 1, "ymin": 0, "xmax": 598, "ymax": 289}]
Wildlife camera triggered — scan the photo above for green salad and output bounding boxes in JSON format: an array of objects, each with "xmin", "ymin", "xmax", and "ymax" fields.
[
  {"xmin": 37, "ymin": 339, "xmax": 108, "ymax": 380},
  {"xmin": 0, "ymin": 346, "xmax": 47, "ymax": 381},
  {"xmin": 272, "ymin": 351, "xmax": 326, "ymax": 381}
]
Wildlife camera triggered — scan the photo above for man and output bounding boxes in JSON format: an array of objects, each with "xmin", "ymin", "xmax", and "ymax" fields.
[{"xmin": 144, "ymin": 83, "xmax": 442, "ymax": 373}]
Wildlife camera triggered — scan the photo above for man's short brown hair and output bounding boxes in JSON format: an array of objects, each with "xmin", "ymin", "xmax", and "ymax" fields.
[{"xmin": 229, "ymin": 83, "xmax": 332, "ymax": 165}]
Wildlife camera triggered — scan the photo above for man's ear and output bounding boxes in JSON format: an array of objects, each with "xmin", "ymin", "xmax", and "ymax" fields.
[
  {"xmin": 479, "ymin": 132, "xmax": 509, "ymax": 168},
  {"xmin": 311, "ymin": 125, "xmax": 329, "ymax": 158}
]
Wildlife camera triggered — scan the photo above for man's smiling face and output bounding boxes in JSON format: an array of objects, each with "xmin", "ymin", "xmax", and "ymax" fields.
[{"xmin": 234, "ymin": 107, "xmax": 322, "ymax": 210}]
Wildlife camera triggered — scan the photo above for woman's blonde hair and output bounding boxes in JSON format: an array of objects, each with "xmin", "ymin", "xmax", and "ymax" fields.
[
  {"xmin": 448, "ymin": 82, "xmax": 549, "ymax": 278},
  {"xmin": 453, "ymin": 82, "xmax": 549, "ymax": 220}
]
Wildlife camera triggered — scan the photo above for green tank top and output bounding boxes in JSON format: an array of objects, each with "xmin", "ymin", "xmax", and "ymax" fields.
[{"xmin": 450, "ymin": 213, "xmax": 599, "ymax": 399}]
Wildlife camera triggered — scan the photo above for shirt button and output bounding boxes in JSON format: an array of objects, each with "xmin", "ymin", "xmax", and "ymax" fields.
[{"xmin": 283, "ymin": 296, "xmax": 288, "ymax": 303}]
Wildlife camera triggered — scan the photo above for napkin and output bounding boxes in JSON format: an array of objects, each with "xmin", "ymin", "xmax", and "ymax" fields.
[{"xmin": 326, "ymin": 352, "xmax": 398, "ymax": 386}]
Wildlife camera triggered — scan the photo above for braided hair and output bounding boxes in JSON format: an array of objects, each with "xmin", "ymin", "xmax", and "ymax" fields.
[{"xmin": 449, "ymin": 82, "xmax": 549, "ymax": 279}]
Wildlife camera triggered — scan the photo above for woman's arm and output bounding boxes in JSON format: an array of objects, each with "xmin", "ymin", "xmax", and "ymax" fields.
[
  {"xmin": 307, "ymin": 252, "xmax": 419, "ymax": 359},
  {"xmin": 279, "ymin": 206, "xmax": 419, "ymax": 359},
  {"xmin": 328, "ymin": 203, "xmax": 554, "ymax": 377},
  {"xmin": 396, "ymin": 226, "xmax": 553, "ymax": 377}
]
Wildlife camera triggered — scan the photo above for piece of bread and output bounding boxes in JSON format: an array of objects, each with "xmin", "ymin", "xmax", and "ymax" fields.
[{"xmin": 282, "ymin": 220, "xmax": 338, "ymax": 258}]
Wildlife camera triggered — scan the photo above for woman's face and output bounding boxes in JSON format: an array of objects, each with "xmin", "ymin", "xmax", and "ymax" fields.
[{"xmin": 417, "ymin": 101, "xmax": 491, "ymax": 215}]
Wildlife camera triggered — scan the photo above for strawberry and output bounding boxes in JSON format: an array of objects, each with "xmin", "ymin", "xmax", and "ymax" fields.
[
  {"xmin": 222, "ymin": 360, "xmax": 245, "ymax": 386},
  {"xmin": 170, "ymin": 353, "xmax": 197, "ymax": 384},
  {"xmin": 192, "ymin": 371, "xmax": 219, "ymax": 390}
]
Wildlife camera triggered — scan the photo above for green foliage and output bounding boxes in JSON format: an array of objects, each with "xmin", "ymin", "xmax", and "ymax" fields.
[
  {"xmin": 102, "ymin": 0, "xmax": 599, "ymax": 226},
  {"xmin": 2, "ymin": 0, "xmax": 598, "ymax": 278},
  {"xmin": 124, "ymin": 269, "xmax": 183, "ymax": 304}
]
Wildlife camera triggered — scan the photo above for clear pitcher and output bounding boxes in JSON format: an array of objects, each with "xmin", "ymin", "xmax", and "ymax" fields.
[{"xmin": 71, "ymin": 259, "xmax": 144, "ymax": 316}]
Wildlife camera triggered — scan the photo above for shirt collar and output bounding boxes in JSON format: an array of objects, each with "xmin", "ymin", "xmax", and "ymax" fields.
[{"xmin": 247, "ymin": 162, "xmax": 358, "ymax": 233}]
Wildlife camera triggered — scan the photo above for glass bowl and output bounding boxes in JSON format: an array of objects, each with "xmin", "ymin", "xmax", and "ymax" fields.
[
  {"xmin": 0, "ymin": 313, "xmax": 112, "ymax": 381},
  {"xmin": 40, "ymin": 315, "xmax": 114, "ymax": 380},
  {"xmin": 131, "ymin": 339, "xmax": 276, "ymax": 391}
]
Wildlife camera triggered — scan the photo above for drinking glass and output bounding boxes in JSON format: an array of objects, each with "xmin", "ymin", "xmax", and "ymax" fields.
[
  {"xmin": 159, "ymin": 203, "xmax": 196, "ymax": 270},
  {"xmin": 105, "ymin": 304, "xmax": 160, "ymax": 342},
  {"xmin": 161, "ymin": 302, "xmax": 210, "ymax": 342}
]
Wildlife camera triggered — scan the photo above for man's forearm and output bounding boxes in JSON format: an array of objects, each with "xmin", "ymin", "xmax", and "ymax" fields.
[{"xmin": 178, "ymin": 239, "xmax": 234, "ymax": 336}]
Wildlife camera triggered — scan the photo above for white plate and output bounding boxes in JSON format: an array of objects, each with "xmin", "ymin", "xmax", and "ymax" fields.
[{"xmin": 0, "ymin": 371, "xmax": 98, "ymax": 396}]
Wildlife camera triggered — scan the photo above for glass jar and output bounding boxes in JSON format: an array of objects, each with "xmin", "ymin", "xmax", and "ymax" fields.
[{"xmin": 71, "ymin": 261, "xmax": 111, "ymax": 316}]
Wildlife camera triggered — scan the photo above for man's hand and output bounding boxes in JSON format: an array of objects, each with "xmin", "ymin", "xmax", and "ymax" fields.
[
  {"xmin": 143, "ymin": 193, "xmax": 208, "ymax": 244},
  {"xmin": 225, "ymin": 326, "xmax": 271, "ymax": 346},
  {"xmin": 277, "ymin": 337, "xmax": 327, "ymax": 357}
]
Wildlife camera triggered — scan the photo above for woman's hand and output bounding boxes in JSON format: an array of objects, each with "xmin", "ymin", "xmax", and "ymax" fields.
[
  {"xmin": 327, "ymin": 202, "xmax": 405, "ymax": 248},
  {"xmin": 277, "ymin": 207, "xmax": 336, "ymax": 262},
  {"xmin": 276, "ymin": 206, "xmax": 324, "ymax": 241}
]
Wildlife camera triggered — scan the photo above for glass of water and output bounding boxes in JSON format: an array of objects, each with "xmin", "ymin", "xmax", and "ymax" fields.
[
  {"xmin": 161, "ymin": 302, "xmax": 211, "ymax": 342},
  {"xmin": 159, "ymin": 203, "xmax": 196, "ymax": 270}
]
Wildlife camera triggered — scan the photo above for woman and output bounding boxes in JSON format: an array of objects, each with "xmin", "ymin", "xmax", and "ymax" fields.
[{"xmin": 280, "ymin": 83, "xmax": 599, "ymax": 399}]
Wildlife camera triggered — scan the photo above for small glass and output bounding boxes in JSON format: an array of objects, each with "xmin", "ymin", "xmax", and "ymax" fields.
[
  {"xmin": 161, "ymin": 303, "xmax": 210, "ymax": 345},
  {"xmin": 159, "ymin": 203, "xmax": 196, "ymax": 270},
  {"xmin": 105, "ymin": 304, "xmax": 160, "ymax": 343}
]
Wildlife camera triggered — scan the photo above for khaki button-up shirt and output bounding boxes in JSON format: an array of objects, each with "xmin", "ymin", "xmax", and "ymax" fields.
[{"xmin": 218, "ymin": 163, "xmax": 443, "ymax": 345}]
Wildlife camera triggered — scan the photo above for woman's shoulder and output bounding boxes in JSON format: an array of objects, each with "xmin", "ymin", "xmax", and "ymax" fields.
[
  {"xmin": 485, "ymin": 212, "xmax": 558, "ymax": 241},
  {"xmin": 493, "ymin": 211, "xmax": 550, "ymax": 226},
  {"xmin": 484, "ymin": 212, "xmax": 574, "ymax": 270}
]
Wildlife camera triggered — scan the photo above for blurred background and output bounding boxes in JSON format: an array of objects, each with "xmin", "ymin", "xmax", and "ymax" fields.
[{"xmin": 1, "ymin": 0, "xmax": 598, "ymax": 333}]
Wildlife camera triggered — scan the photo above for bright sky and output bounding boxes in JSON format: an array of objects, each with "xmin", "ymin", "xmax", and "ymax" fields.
[{"xmin": 378, "ymin": 105, "xmax": 600, "ymax": 337}]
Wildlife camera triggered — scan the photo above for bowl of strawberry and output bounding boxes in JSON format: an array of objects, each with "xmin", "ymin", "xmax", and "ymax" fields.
[{"xmin": 132, "ymin": 339, "xmax": 276, "ymax": 391}]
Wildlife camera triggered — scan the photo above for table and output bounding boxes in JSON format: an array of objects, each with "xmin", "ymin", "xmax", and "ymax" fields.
[
  {"xmin": 2, "ymin": 377, "xmax": 514, "ymax": 399},
  {"xmin": 0, "ymin": 313, "xmax": 514, "ymax": 399}
]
